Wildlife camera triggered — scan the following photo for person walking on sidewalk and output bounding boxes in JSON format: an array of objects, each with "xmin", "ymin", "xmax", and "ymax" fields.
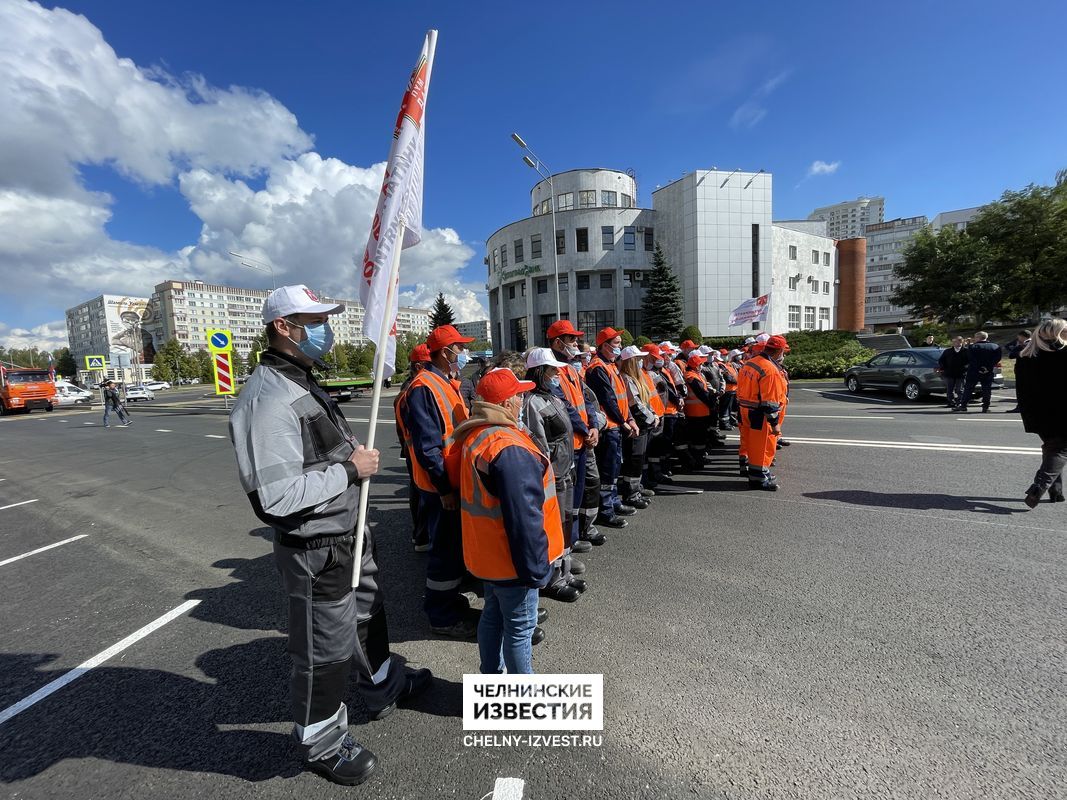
[
  {"xmin": 1015, "ymin": 319, "xmax": 1067, "ymax": 508},
  {"xmin": 101, "ymin": 379, "xmax": 131, "ymax": 427}
]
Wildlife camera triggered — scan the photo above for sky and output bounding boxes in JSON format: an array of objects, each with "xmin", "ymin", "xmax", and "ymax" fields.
[{"xmin": 1, "ymin": 0, "xmax": 1065, "ymax": 352}]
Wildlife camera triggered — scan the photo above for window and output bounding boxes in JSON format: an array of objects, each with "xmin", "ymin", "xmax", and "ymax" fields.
[
  {"xmin": 804, "ymin": 306, "xmax": 816, "ymax": 330},
  {"xmin": 556, "ymin": 229, "xmax": 565, "ymax": 255},
  {"xmin": 514, "ymin": 238, "xmax": 524, "ymax": 263},
  {"xmin": 601, "ymin": 190, "xmax": 617, "ymax": 207},
  {"xmin": 537, "ymin": 279, "xmax": 548, "ymax": 294},
  {"xmin": 576, "ymin": 274, "xmax": 590, "ymax": 290},
  {"xmin": 521, "ymin": 282, "xmax": 526, "ymax": 296},
  {"xmin": 601, "ymin": 226, "xmax": 614, "ymax": 250},
  {"xmin": 500, "ymin": 243, "xmax": 508, "ymax": 268},
  {"xmin": 557, "ymin": 193, "xmax": 574, "ymax": 211},
  {"xmin": 788, "ymin": 305, "xmax": 801, "ymax": 329},
  {"xmin": 508, "ymin": 285, "xmax": 515, "ymax": 300},
  {"xmin": 621, "ymin": 193, "xmax": 632, "ymax": 208},
  {"xmin": 788, "ymin": 245, "xmax": 797, "ymax": 260},
  {"xmin": 822, "ymin": 281, "xmax": 831, "ymax": 294},
  {"xmin": 541, "ymin": 199, "xmax": 551, "ymax": 215},
  {"xmin": 510, "ymin": 317, "xmax": 528, "ymax": 351},
  {"xmin": 579, "ymin": 190, "xmax": 596, "ymax": 208},
  {"xmin": 810, "ymin": 277, "xmax": 818, "ymax": 293},
  {"xmin": 558, "ymin": 274, "xmax": 568, "ymax": 289},
  {"xmin": 576, "ymin": 228, "xmax": 589, "ymax": 252},
  {"xmin": 644, "ymin": 227, "xmax": 654, "ymax": 251},
  {"xmin": 788, "ymin": 275, "xmax": 800, "ymax": 291},
  {"xmin": 540, "ymin": 313, "xmax": 567, "ymax": 343},
  {"xmin": 577, "ymin": 309, "xmax": 613, "ymax": 333},
  {"xmin": 811, "ymin": 249, "xmax": 819, "ymax": 264},
  {"xmin": 531, "ymin": 233, "xmax": 542, "ymax": 259},
  {"xmin": 492, "ymin": 250, "xmax": 499, "ymax": 269},
  {"xmin": 600, "ymin": 272, "xmax": 613, "ymax": 289},
  {"xmin": 823, "ymin": 251, "xmax": 831, "ymax": 266},
  {"xmin": 619, "ymin": 226, "xmax": 635, "ymax": 251},
  {"xmin": 624, "ymin": 309, "xmax": 642, "ymax": 337},
  {"xmin": 887, "ymin": 353, "xmax": 915, "ymax": 367},
  {"xmin": 752, "ymin": 224, "xmax": 761, "ymax": 297},
  {"xmin": 819, "ymin": 307, "xmax": 831, "ymax": 328}
]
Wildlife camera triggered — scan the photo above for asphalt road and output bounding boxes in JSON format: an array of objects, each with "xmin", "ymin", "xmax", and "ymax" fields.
[{"xmin": 0, "ymin": 382, "xmax": 1063, "ymax": 799}]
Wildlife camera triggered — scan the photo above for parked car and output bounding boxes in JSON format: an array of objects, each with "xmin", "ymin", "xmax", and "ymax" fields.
[
  {"xmin": 143, "ymin": 380, "xmax": 170, "ymax": 391},
  {"xmin": 843, "ymin": 347, "xmax": 1004, "ymax": 401},
  {"xmin": 124, "ymin": 386, "xmax": 155, "ymax": 402},
  {"xmin": 54, "ymin": 380, "xmax": 93, "ymax": 407}
]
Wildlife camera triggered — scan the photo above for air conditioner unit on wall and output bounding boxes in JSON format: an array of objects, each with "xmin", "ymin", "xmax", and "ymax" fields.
[{"xmin": 632, "ymin": 271, "xmax": 643, "ymax": 281}]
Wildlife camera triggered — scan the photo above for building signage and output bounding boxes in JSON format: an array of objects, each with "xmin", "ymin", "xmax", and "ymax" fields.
[{"xmin": 499, "ymin": 264, "xmax": 542, "ymax": 282}]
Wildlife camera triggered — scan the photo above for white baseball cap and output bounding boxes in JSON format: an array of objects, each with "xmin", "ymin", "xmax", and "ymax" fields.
[
  {"xmin": 728, "ymin": 349, "xmax": 743, "ymax": 359},
  {"xmin": 743, "ymin": 337, "xmax": 756, "ymax": 345},
  {"xmin": 262, "ymin": 285, "xmax": 344, "ymax": 324},
  {"xmin": 710, "ymin": 351, "xmax": 724, "ymax": 361},
  {"xmin": 697, "ymin": 345, "xmax": 712, "ymax": 355},
  {"xmin": 618, "ymin": 345, "xmax": 646, "ymax": 361},
  {"xmin": 755, "ymin": 332, "xmax": 771, "ymax": 343},
  {"xmin": 525, "ymin": 347, "xmax": 569, "ymax": 369}
]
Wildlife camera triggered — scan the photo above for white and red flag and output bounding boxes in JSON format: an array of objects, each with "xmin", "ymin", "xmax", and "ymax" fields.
[
  {"xmin": 359, "ymin": 29, "xmax": 437, "ymax": 378},
  {"xmin": 728, "ymin": 293, "xmax": 771, "ymax": 327}
]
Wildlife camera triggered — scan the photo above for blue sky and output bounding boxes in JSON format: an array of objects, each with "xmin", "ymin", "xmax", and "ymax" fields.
[{"xmin": 1, "ymin": 0, "xmax": 1065, "ymax": 349}]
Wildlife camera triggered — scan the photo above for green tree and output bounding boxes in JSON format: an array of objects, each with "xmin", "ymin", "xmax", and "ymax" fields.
[
  {"xmin": 641, "ymin": 243, "xmax": 685, "ymax": 342},
  {"xmin": 634, "ymin": 335, "xmax": 652, "ymax": 347},
  {"xmin": 247, "ymin": 329, "xmax": 269, "ymax": 370},
  {"xmin": 429, "ymin": 293, "xmax": 455, "ymax": 328},
  {"xmin": 53, "ymin": 347, "xmax": 77, "ymax": 379},
  {"xmin": 150, "ymin": 338, "xmax": 186, "ymax": 383},
  {"xmin": 469, "ymin": 339, "xmax": 492, "ymax": 352},
  {"xmin": 393, "ymin": 332, "xmax": 422, "ymax": 377},
  {"xmin": 189, "ymin": 349, "xmax": 213, "ymax": 384},
  {"xmin": 679, "ymin": 324, "xmax": 704, "ymax": 344},
  {"xmin": 230, "ymin": 350, "xmax": 246, "ymax": 377}
]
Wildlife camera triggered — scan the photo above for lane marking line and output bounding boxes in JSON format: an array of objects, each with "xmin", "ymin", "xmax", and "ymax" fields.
[
  {"xmin": 786, "ymin": 415, "xmax": 896, "ymax": 420},
  {"xmin": 204, "ymin": 434, "xmax": 226, "ymax": 439},
  {"xmin": 0, "ymin": 499, "xmax": 39, "ymax": 511},
  {"xmin": 799, "ymin": 388, "xmax": 894, "ymax": 404},
  {"xmin": 0, "ymin": 535, "xmax": 89, "ymax": 567},
  {"xmin": 155, "ymin": 429, "xmax": 173, "ymax": 433},
  {"xmin": 955, "ymin": 418, "xmax": 1021, "ymax": 423},
  {"xmin": 0, "ymin": 599, "xmax": 201, "ymax": 727},
  {"xmin": 770, "ymin": 437, "xmax": 1038, "ymax": 455}
]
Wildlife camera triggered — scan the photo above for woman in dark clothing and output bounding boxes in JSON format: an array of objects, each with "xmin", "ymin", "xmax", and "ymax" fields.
[{"xmin": 1015, "ymin": 319, "xmax": 1067, "ymax": 508}]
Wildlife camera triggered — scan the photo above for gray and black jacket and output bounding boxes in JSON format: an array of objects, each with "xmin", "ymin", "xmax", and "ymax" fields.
[
  {"xmin": 523, "ymin": 389, "xmax": 575, "ymax": 485},
  {"xmin": 229, "ymin": 350, "xmax": 362, "ymax": 549}
]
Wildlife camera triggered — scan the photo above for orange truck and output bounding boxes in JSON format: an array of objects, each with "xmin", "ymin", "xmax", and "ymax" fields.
[{"xmin": 0, "ymin": 367, "xmax": 56, "ymax": 414}]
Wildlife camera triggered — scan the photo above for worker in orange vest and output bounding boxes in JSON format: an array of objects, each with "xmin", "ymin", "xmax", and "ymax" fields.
[
  {"xmin": 683, "ymin": 353, "xmax": 716, "ymax": 469},
  {"xmin": 736, "ymin": 335, "xmax": 789, "ymax": 490},
  {"xmin": 398, "ymin": 325, "xmax": 475, "ymax": 637},
  {"xmin": 718, "ymin": 350, "xmax": 739, "ymax": 430},
  {"xmin": 452, "ymin": 368, "xmax": 564, "ymax": 670},
  {"xmin": 395, "ymin": 343, "xmax": 432, "ymax": 551}
]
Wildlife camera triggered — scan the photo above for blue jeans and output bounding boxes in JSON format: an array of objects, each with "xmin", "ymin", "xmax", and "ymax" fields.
[
  {"xmin": 478, "ymin": 583, "xmax": 538, "ymax": 674},
  {"xmin": 594, "ymin": 427, "xmax": 623, "ymax": 516},
  {"xmin": 103, "ymin": 404, "xmax": 130, "ymax": 426}
]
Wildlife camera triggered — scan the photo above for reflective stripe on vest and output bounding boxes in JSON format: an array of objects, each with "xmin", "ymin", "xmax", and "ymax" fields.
[
  {"xmin": 587, "ymin": 357, "xmax": 628, "ymax": 429},
  {"xmin": 722, "ymin": 362, "xmax": 738, "ymax": 393},
  {"xmin": 558, "ymin": 364, "xmax": 590, "ymax": 449},
  {"xmin": 683, "ymin": 370, "xmax": 711, "ymax": 417},
  {"xmin": 660, "ymin": 367, "xmax": 682, "ymax": 414},
  {"xmin": 737, "ymin": 358, "xmax": 769, "ymax": 409},
  {"xmin": 460, "ymin": 425, "xmax": 565, "ymax": 582},
  {"xmin": 641, "ymin": 370, "xmax": 665, "ymax": 416},
  {"xmin": 407, "ymin": 369, "xmax": 468, "ymax": 492}
]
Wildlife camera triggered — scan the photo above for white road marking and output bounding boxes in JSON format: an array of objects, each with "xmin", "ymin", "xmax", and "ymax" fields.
[
  {"xmin": 955, "ymin": 418, "xmax": 1021, "ymax": 423},
  {"xmin": 769, "ymin": 436, "xmax": 1038, "ymax": 456},
  {"xmin": 491, "ymin": 777, "xmax": 525, "ymax": 799},
  {"xmin": 155, "ymin": 429, "xmax": 173, "ymax": 432},
  {"xmin": 0, "ymin": 499, "xmax": 38, "ymax": 511},
  {"xmin": 786, "ymin": 414, "xmax": 896, "ymax": 420},
  {"xmin": 0, "ymin": 599, "xmax": 201, "ymax": 727},
  {"xmin": 0, "ymin": 535, "xmax": 89, "ymax": 567},
  {"xmin": 800, "ymin": 388, "xmax": 894, "ymax": 404},
  {"xmin": 204, "ymin": 434, "xmax": 226, "ymax": 439},
  {"xmin": 83, "ymin": 422, "xmax": 95, "ymax": 425}
]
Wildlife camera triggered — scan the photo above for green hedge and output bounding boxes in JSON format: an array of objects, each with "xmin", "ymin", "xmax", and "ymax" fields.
[{"xmin": 783, "ymin": 341, "xmax": 874, "ymax": 378}]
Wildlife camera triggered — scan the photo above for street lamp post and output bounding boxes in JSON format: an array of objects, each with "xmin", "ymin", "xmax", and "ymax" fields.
[
  {"xmin": 228, "ymin": 251, "xmax": 277, "ymax": 290},
  {"xmin": 511, "ymin": 133, "xmax": 561, "ymax": 319}
]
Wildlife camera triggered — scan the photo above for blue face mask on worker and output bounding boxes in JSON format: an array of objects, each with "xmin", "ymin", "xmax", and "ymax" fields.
[
  {"xmin": 287, "ymin": 319, "xmax": 334, "ymax": 360},
  {"xmin": 548, "ymin": 376, "xmax": 561, "ymax": 389},
  {"xmin": 449, "ymin": 347, "xmax": 469, "ymax": 371}
]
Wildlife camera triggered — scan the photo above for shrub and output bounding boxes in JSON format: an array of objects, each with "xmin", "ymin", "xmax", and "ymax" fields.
[
  {"xmin": 784, "ymin": 341, "xmax": 874, "ymax": 378},
  {"xmin": 679, "ymin": 324, "xmax": 703, "ymax": 344},
  {"xmin": 634, "ymin": 335, "xmax": 652, "ymax": 347}
]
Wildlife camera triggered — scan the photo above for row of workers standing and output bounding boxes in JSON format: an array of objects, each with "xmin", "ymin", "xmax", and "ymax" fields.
[{"xmin": 394, "ymin": 321, "xmax": 795, "ymax": 676}]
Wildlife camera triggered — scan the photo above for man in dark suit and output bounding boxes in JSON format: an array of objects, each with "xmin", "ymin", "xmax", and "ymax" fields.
[
  {"xmin": 960, "ymin": 332, "xmax": 1003, "ymax": 413},
  {"xmin": 937, "ymin": 336, "xmax": 969, "ymax": 409}
]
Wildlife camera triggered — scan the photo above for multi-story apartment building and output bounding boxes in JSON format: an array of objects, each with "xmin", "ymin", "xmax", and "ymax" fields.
[{"xmin": 808, "ymin": 197, "xmax": 885, "ymax": 240}]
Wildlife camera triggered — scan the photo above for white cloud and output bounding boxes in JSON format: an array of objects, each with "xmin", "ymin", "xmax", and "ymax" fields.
[
  {"xmin": 0, "ymin": 320, "xmax": 68, "ymax": 352},
  {"xmin": 807, "ymin": 160, "xmax": 841, "ymax": 177},
  {"xmin": 0, "ymin": 1, "xmax": 486, "ymax": 348},
  {"xmin": 729, "ymin": 69, "xmax": 790, "ymax": 130}
]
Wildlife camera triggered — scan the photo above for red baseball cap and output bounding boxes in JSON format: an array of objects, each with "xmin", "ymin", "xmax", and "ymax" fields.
[
  {"xmin": 765, "ymin": 335, "xmax": 788, "ymax": 351},
  {"xmin": 547, "ymin": 320, "xmax": 584, "ymax": 340},
  {"xmin": 409, "ymin": 344, "xmax": 431, "ymax": 363},
  {"xmin": 687, "ymin": 354, "xmax": 707, "ymax": 369},
  {"xmin": 680, "ymin": 339, "xmax": 698, "ymax": 351},
  {"xmin": 595, "ymin": 327, "xmax": 622, "ymax": 346},
  {"xmin": 640, "ymin": 344, "xmax": 662, "ymax": 359},
  {"xmin": 426, "ymin": 325, "xmax": 474, "ymax": 352},
  {"xmin": 476, "ymin": 367, "xmax": 535, "ymax": 404}
]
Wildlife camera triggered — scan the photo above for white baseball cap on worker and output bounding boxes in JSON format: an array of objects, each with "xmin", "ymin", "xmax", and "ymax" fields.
[
  {"xmin": 618, "ymin": 345, "xmax": 646, "ymax": 361},
  {"xmin": 526, "ymin": 347, "xmax": 569, "ymax": 369},
  {"xmin": 262, "ymin": 285, "xmax": 344, "ymax": 324},
  {"xmin": 743, "ymin": 337, "xmax": 757, "ymax": 345},
  {"xmin": 697, "ymin": 345, "xmax": 712, "ymax": 355}
]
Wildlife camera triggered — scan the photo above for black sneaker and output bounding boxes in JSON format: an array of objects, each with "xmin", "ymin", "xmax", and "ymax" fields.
[
  {"xmin": 306, "ymin": 735, "xmax": 377, "ymax": 786},
  {"xmin": 614, "ymin": 505, "xmax": 636, "ymax": 516},
  {"xmin": 431, "ymin": 618, "xmax": 478, "ymax": 638}
]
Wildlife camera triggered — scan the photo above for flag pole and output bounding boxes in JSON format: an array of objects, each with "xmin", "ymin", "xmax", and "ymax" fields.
[{"xmin": 351, "ymin": 29, "xmax": 438, "ymax": 590}]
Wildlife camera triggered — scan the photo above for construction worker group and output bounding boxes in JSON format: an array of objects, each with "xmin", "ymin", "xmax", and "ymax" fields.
[{"xmin": 395, "ymin": 321, "xmax": 792, "ymax": 672}]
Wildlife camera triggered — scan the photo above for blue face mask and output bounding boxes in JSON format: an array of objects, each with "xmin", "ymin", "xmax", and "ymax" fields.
[
  {"xmin": 549, "ymin": 376, "xmax": 561, "ymax": 388},
  {"xmin": 454, "ymin": 350, "xmax": 469, "ymax": 370},
  {"xmin": 611, "ymin": 347, "xmax": 622, "ymax": 357},
  {"xmin": 290, "ymin": 321, "xmax": 334, "ymax": 361}
]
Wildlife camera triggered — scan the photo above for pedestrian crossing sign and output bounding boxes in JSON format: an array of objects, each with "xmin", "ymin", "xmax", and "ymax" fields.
[{"xmin": 85, "ymin": 355, "xmax": 107, "ymax": 369}]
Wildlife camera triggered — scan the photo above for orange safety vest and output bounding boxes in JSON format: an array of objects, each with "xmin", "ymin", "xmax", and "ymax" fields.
[
  {"xmin": 460, "ymin": 424, "xmax": 565, "ymax": 581},
  {"xmin": 586, "ymin": 356, "xmax": 628, "ymax": 430},
  {"xmin": 659, "ymin": 367, "xmax": 682, "ymax": 415},
  {"xmin": 721, "ymin": 362, "xmax": 739, "ymax": 393},
  {"xmin": 640, "ymin": 370, "xmax": 665, "ymax": 417},
  {"xmin": 403, "ymin": 368, "xmax": 469, "ymax": 493},
  {"xmin": 683, "ymin": 369, "xmax": 711, "ymax": 417},
  {"xmin": 557, "ymin": 363, "xmax": 590, "ymax": 449},
  {"xmin": 736, "ymin": 356, "xmax": 787, "ymax": 412}
]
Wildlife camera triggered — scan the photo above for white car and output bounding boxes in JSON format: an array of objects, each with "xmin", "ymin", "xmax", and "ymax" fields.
[
  {"xmin": 125, "ymin": 386, "xmax": 155, "ymax": 402},
  {"xmin": 54, "ymin": 380, "xmax": 94, "ymax": 407},
  {"xmin": 143, "ymin": 380, "xmax": 170, "ymax": 391}
]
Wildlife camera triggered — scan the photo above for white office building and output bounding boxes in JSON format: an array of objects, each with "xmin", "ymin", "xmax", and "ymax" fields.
[
  {"xmin": 769, "ymin": 221, "xmax": 838, "ymax": 333},
  {"xmin": 931, "ymin": 206, "xmax": 981, "ymax": 232},
  {"xmin": 808, "ymin": 196, "xmax": 885, "ymax": 240}
]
